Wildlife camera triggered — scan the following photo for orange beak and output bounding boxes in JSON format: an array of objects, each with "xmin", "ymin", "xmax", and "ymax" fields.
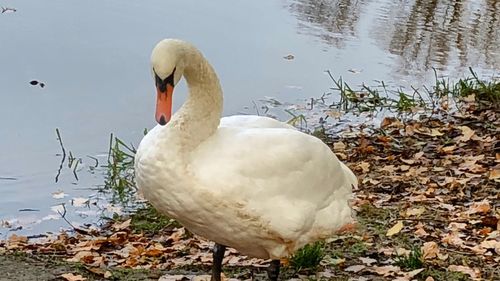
[{"xmin": 155, "ymin": 84, "xmax": 174, "ymax": 125}]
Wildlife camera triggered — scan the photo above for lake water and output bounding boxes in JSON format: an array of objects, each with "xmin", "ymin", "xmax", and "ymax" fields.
[{"xmin": 1, "ymin": 0, "xmax": 498, "ymax": 236}]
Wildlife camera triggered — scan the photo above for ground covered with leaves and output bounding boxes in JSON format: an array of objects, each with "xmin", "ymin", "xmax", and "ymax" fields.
[{"xmin": 1, "ymin": 83, "xmax": 499, "ymax": 280}]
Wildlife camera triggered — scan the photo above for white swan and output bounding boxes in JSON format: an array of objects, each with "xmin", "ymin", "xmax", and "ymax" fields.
[{"xmin": 135, "ymin": 39, "xmax": 357, "ymax": 280}]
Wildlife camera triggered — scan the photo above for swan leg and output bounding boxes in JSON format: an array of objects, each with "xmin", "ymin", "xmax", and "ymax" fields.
[
  {"xmin": 267, "ymin": 259, "xmax": 281, "ymax": 281},
  {"xmin": 211, "ymin": 243, "xmax": 226, "ymax": 281}
]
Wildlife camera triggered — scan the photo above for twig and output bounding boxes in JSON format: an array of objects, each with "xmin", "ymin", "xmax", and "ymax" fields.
[
  {"xmin": 55, "ymin": 128, "xmax": 66, "ymax": 183},
  {"xmin": 443, "ymin": 247, "xmax": 476, "ymax": 256},
  {"xmin": 55, "ymin": 203, "xmax": 89, "ymax": 235},
  {"xmin": 252, "ymin": 100, "xmax": 260, "ymax": 116},
  {"xmin": 1, "ymin": 7, "xmax": 17, "ymax": 13},
  {"xmin": 87, "ymin": 155, "xmax": 99, "ymax": 168}
]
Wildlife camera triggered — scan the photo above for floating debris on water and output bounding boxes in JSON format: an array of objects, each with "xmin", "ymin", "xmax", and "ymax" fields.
[{"xmin": 29, "ymin": 80, "xmax": 46, "ymax": 88}]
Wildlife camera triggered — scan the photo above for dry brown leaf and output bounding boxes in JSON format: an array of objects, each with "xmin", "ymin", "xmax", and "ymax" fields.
[
  {"xmin": 399, "ymin": 165, "xmax": 411, "ymax": 171},
  {"xmin": 467, "ymin": 200, "xmax": 491, "ymax": 215},
  {"xmin": 448, "ymin": 222, "xmax": 467, "ymax": 231},
  {"xmin": 357, "ymin": 162, "xmax": 370, "ymax": 173},
  {"xmin": 441, "ymin": 145, "xmax": 456, "ymax": 153},
  {"xmin": 480, "ymin": 240, "xmax": 500, "ymax": 254},
  {"xmin": 381, "ymin": 165, "xmax": 396, "ymax": 173},
  {"xmin": 407, "ymin": 268, "xmax": 425, "ymax": 278},
  {"xmin": 489, "ymin": 169, "xmax": 500, "ymax": 180},
  {"xmin": 112, "ymin": 219, "xmax": 131, "ymax": 231},
  {"xmin": 358, "ymin": 257, "xmax": 377, "ymax": 266},
  {"xmin": 441, "ymin": 232, "xmax": 466, "ymax": 247},
  {"xmin": 333, "ymin": 141, "xmax": 346, "ymax": 151},
  {"xmin": 395, "ymin": 247, "xmax": 411, "ymax": 257},
  {"xmin": 158, "ymin": 275, "xmax": 189, "ymax": 281},
  {"xmin": 61, "ymin": 273, "xmax": 87, "ymax": 281},
  {"xmin": 405, "ymin": 207, "xmax": 425, "ymax": 217},
  {"xmin": 8, "ymin": 234, "xmax": 28, "ymax": 244},
  {"xmin": 414, "ymin": 151, "xmax": 424, "ymax": 159},
  {"xmin": 456, "ymin": 126, "xmax": 475, "ymax": 142},
  {"xmin": 414, "ymin": 223, "xmax": 429, "ymax": 237},
  {"xmin": 421, "ymin": 242, "xmax": 439, "ymax": 259},
  {"xmin": 381, "ymin": 117, "xmax": 402, "ymax": 129},
  {"xmin": 415, "ymin": 127, "xmax": 443, "ymax": 137},
  {"xmin": 371, "ymin": 265, "xmax": 401, "ymax": 276},
  {"xmin": 401, "ymin": 158, "xmax": 415, "ymax": 165},
  {"xmin": 448, "ymin": 265, "xmax": 481, "ymax": 279},
  {"xmin": 386, "ymin": 221, "xmax": 404, "ymax": 236},
  {"xmin": 67, "ymin": 251, "xmax": 97, "ymax": 263},
  {"xmin": 344, "ymin": 265, "xmax": 366, "ymax": 273}
]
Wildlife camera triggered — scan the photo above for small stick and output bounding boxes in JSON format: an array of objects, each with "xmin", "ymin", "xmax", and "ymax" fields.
[
  {"xmin": 56, "ymin": 203, "xmax": 89, "ymax": 235},
  {"xmin": 55, "ymin": 128, "xmax": 66, "ymax": 183}
]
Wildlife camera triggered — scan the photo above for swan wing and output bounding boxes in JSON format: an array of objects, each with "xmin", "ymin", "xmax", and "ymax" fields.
[
  {"xmin": 188, "ymin": 126, "xmax": 356, "ymax": 242},
  {"xmin": 219, "ymin": 115, "xmax": 296, "ymax": 129}
]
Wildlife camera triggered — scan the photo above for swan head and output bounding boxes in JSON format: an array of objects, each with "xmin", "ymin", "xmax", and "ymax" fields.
[{"xmin": 150, "ymin": 39, "xmax": 187, "ymax": 125}]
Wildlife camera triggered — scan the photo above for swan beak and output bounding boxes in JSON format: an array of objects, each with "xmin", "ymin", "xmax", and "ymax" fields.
[{"xmin": 155, "ymin": 84, "xmax": 174, "ymax": 125}]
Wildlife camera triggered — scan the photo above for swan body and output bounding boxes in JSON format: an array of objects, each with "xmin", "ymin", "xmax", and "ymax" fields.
[{"xmin": 135, "ymin": 39, "xmax": 357, "ymax": 259}]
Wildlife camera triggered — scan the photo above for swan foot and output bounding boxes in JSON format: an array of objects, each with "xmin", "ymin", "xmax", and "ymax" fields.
[
  {"xmin": 211, "ymin": 243, "xmax": 226, "ymax": 281},
  {"xmin": 267, "ymin": 259, "xmax": 280, "ymax": 281}
]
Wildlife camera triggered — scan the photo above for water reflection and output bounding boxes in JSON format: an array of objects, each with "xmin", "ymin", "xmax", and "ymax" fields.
[
  {"xmin": 286, "ymin": 0, "xmax": 500, "ymax": 77},
  {"xmin": 288, "ymin": 0, "xmax": 369, "ymax": 48}
]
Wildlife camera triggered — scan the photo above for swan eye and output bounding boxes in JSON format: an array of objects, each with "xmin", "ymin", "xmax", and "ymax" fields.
[{"xmin": 154, "ymin": 67, "xmax": 176, "ymax": 92}]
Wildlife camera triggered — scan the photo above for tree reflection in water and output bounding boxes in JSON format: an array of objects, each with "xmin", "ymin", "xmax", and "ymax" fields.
[{"xmin": 286, "ymin": 0, "xmax": 499, "ymax": 77}]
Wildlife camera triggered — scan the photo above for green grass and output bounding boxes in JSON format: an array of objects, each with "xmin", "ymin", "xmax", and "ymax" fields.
[
  {"xmin": 290, "ymin": 242, "xmax": 325, "ymax": 271},
  {"xmin": 326, "ymin": 68, "xmax": 500, "ymax": 116},
  {"xmin": 394, "ymin": 247, "xmax": 424, "ymax": 270},
  {"xmin": 434, "ymin": 68, "xmax": 500, "ymax": 104},
  {"xmin": 104, "ymin": 134, "xmax": 137, "ymax": 204}
]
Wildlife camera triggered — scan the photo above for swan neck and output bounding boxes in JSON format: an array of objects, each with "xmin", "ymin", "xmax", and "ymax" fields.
[{"xmin": 167, "ymin": 48, "xmax": 223, "ymax": 148}]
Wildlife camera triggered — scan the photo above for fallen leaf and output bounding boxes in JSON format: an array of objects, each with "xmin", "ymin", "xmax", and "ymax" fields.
[
  {"xmin": 414, "ymin": 226, "xmax": 429, "ymax": 237},
  {"xmin": 480, "ymin": 240, "xmax": 500, "ymax": 254},
  {"xmin": 413, "ymin": 151, "xmax": 424, "ymax": 159},
  {"xmin": 72, "ymin": 197, "xmax": 89, "ymax": 207},
  {"xmin": 358, "ymin": 257, "xmax": 377, "ymax": 266},
  {"xmin": 344, "ymin": 265, "xmax": 366, "ymax": 273},
  {"xmin": 371, "ymin": 265, "xmax": 401, "ymax": 276},
  {"xmin": 407, "ymin": 268, "xmax": 425, "ymax": 277},
  {"xmin": 421, "ymin": 242, "xmax": 440, "ymax": 259},
  {"xmin": 382, "ymin": 165, "xmax": 396, "ymax": 173},
  {"xmin": 456, "ymin": 126, "xmax": 475, "ymax": 142},
  {"xmin": 405, "ymin": 207, "xmax": 425, "ymax": 217},
  {"xmin": 333, "ymin": 141, "xmax": 346, "ymax": 151},
  {"xmin": 52, "ymin": 190, "xmax": 68, "ymax": 199},
  {"xmin": 448, "ymin": 265, "xmax": 481, "ymax": 279},
  {"xmin": 441, "ymin": 145, "xmax": 456, "ymax": 153},
  {"xmin": 468, "ymin": 200, "xmax": 491, "ymax": 214},
  {"xmin": 61, "ymin": 273, "xmax": 87, "ymax": 281},
  {"xmin": 158, "ymin": 275, "xmax": 188, "ymax": 281},
  {"xmin": 399, "ymin": 165, "xmax": 411, "ymax": 171},
  {"xmin": 8, "ymin": 234, "xmax": 28, "ymax": 244},
  {"xmin": 386, "ymin": 221, "xmax": 404, "ymax": 236},
  {"xmin": 112, "ymin": 219, "xmax": 131, "ymax": 231},
  {"xmin": 357, "ymin": 162, "xmax": 370, "ymax": 173},
  {"xmin": 442, "ymin": 232, "xmax": 466, "ymax": 247},
  {"xmin": 321, "ymin": 256, "xmax": 345, "ymax": 265},
  {"xmin": 489, "ymin": 169, "xmax": 500, "ymax": 180}
]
